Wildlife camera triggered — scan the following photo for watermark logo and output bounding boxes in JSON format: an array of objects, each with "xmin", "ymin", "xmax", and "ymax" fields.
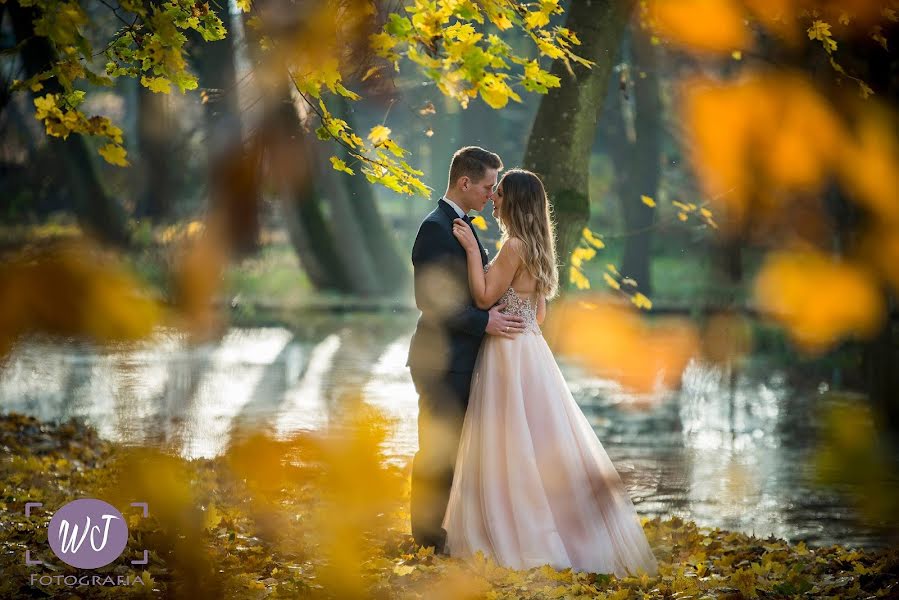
[
  {"xmin": 46, "ymin": 499, "xmax": 129, "ymax": 569},
  {"xmin": 25, "ymin": 499, "xmax": 150, "ymax": 572}
]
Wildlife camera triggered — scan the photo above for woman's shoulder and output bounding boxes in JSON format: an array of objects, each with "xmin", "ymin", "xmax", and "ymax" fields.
[{"xmin": 501, "ymin": 237, "xmax": 527, "ymax": 258}]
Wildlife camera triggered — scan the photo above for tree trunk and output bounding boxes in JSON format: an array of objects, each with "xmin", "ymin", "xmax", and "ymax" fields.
[
  {"xmin": 335, "ymin": 97, "xmax": 409, "ymax": 293},
  {"xmin": 863, "ymin": 299, "xmax": 899, "ymax": 444},
  {"xmin": 609, "ymin": 28, "xmax": 661, "ymax": 294},
  {"xmin": 263, "ymin": 86, "xmax": 353, "ymax": 292},
  {"xmin": 190, "ymin": 14, "xmax": 259, "ymax": 256},
  {"xmin": 523, "ymin": 0, "xmax": 635, "ymax": 288},
  {"xmin": 8, "ymin": 0, "xmax": 130, "ymax": 246},
  {"xmin": 312, "ymin": 145, "xmax": 382, "ymax": 295},
  {"xmin": 135, "ymin": 85, "xmax": 177, "ymax": 219}
]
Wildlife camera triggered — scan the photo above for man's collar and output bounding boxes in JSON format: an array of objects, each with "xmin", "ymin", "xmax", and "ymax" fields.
[{"xmin": 441, "ymin": 196, "xmax": 467, "ymax": 218}]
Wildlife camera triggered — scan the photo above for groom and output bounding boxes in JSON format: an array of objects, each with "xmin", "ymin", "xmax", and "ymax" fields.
[{"xmin": 406, "ymin": 146, "xmax": 526, "ymax": 552}]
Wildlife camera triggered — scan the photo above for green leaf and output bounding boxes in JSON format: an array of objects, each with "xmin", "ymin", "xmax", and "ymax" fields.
[{"xmin": 385, "ymin": 14, "xmax": 412, "ymax": 37}]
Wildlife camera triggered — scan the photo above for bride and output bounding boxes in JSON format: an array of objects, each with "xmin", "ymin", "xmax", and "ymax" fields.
[{"xmin": 444, "ymin": 168, "xmax": 658, "ymax": 577}]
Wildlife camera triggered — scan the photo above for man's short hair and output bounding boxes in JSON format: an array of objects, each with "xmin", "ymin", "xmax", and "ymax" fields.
[{"xmin": 448, "ymin": 146, "xmax": 503, "ymax": 186}]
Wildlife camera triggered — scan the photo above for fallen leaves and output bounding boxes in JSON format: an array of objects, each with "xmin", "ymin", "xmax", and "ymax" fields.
[{"xmin": 2, "ymin": 412, "xmax": 898, "ymax": 599}]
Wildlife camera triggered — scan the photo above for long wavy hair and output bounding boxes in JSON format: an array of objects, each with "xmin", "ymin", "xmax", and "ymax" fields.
[{"xmin": 496, "ymin": 168, "xmax": 559, "ymax": 299}]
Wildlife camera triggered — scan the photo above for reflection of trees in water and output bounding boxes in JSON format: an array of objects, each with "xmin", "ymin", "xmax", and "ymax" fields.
[
  {"xmin": 61, "ymin": 348, "xmax": 93, "ymax": 419},
  {"xmin": 153, "ymin": 346, "xmax": 214, "ymax": 453},
  {"xmin": 293, "ymin": 314, "xmax": 411, "ymax": 421},
  {"xmin": 231, "ymin": 334, "xmax": 301, "ymax": 432},
  {"xmin": 228, "ymin": 315, "xmax": 412, "ymax": 441}
]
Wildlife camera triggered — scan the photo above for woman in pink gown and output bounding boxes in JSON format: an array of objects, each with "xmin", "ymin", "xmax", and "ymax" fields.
[{"xmin": 444, "ymin": 169, "xmax": 658, "ymax": 577}]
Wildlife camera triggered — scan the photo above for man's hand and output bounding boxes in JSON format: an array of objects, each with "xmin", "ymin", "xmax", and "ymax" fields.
[{"xmin": 485, "ymin": 303, "xmax": 526, "ymax": 339}]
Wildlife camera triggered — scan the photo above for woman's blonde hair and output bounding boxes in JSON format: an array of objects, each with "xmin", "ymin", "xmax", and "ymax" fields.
[{"xmin": 497, "ymin": 168, "xmax": 559, "ymax": 299}]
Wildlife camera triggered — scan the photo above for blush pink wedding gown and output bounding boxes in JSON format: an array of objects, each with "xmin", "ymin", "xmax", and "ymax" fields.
[{"xmin": 441, "ymin": 283, "xmax": 659, "ymax": 577}]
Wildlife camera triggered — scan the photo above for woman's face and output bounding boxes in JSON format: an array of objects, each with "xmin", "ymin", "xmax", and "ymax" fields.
[{"xmin": 491, "ymin": 182, "xmax": 504, "ymax": 221}]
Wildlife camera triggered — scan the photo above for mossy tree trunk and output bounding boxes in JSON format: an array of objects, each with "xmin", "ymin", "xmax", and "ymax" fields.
[{"xmin": 523, "ymin": 0, "xmax": 635, "ymax": 289}]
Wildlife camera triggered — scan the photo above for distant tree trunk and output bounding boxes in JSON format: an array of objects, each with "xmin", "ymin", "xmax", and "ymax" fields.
[
  {"xmin": 0, "ymin": 4, "xmax": 9, "ymax": 115},
  {"xmin": 242, "ymin": 8, "xmax": 359, "ymax": 292},
  {"xmin": 8, "ymin": 0, "xmax": 130, "ymax": 246},
  {"xmin": 609, "ymin": 28, "xmax": 661, "ymax": 295},
  {"xmin": 264, "ymin": 85, "xmax": 353, "ymax": 292},
  {"xmin": 335, "ymin": 97, "xmax": 409, "ymax": 292},
  {"xmin": 190, "ymin": 14, "xmax": 259, "ymax": 256},
  {"xmin": 837, "ymin": 19, "xmax": 899, "ymax": 446},
  {"xmin": 313, "ymin": 146, "xmax": 382, "ymax": 295},
  {"xmin": 135, "ymin": 86, "xmax": 177, "ymax": 219},
  {"xmin": 523, "ymin": 0, "xmax": 635, "ymax": 288}
]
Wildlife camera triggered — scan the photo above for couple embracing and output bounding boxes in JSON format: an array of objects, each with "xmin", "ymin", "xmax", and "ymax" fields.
[{"xmin": 405, "ymin": 147, "xmax": 658, "ymax": 577}]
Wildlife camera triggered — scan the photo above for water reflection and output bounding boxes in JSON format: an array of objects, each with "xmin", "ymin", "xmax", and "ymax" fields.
[{"xmin": 0, "ymin": 315, "xmax": 889, "ymax": 549}]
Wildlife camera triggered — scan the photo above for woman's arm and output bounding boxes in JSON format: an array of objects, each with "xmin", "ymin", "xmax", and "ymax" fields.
[
  {"xmin": 536, "ymin": 295, "xmax": 546, "ymax": 325},
  {"xmin": 452, "ymin": 220, "xmax": 522, "ymax": 309}
]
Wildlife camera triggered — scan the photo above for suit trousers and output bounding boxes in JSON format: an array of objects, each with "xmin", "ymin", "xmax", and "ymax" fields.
[{"xmin": 409, "ymin": 367, "xmax": 474, "ymax": 550}]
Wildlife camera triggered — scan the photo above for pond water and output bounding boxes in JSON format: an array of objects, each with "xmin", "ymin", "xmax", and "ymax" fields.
[{"xmin": 0, "ymin": 314, "xmax": 889, "ymax": 550}]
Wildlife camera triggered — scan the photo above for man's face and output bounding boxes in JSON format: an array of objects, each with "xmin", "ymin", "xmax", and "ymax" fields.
[{"xmin": 465, "ymin": 168, "xmax": 499, "ymax": 212}]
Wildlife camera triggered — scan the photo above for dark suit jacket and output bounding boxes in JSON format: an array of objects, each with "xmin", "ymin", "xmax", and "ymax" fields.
[{"xmin": 407, "ymin": 199, "xmax": 489, "ymax": 373}]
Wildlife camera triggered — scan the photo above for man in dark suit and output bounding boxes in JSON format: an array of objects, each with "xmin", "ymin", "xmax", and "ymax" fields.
[{"xmin": 407, "ymin": 146, "xmax": 526, "ymax": 551}]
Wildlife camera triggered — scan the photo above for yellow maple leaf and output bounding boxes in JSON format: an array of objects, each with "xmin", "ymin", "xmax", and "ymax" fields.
[
  {"xmin": 470, "ymin": 215, "xmax": 488, "ymax": 230},
  {"xmin": 525, "ymin": 10, "xmax": 550, "ymax": 29},
  {"xmin": 141, "ymin": 76, "xmax": 171, "ymax": 94},
  {"xmin": 858, "ymin": 81, "xmax": 874, "ymax": 99},
  {"xmin": 641, "ymin": 194, "xmax": 657, "ymax": 207},
  {"xmin": 582, "ymin": 228, "xmax": 605, "ymax": 249},
  {"xmin": 98, "ymin": 143, "xmax": 129, "ymax": 167},
  {"xmin": 569, "ymin": 266, "xmax": 590, "ymax": 290},
  {"xmin": 807, "ymin": 20, "xmax": 837, "ymax": 52},
  {"xmin": 570, "ymin": 246, "xmax": 596, "ymax": 268},
  {"xmin": 603, "ymin": 272, "xmax": 621, "ymax": 290},
  {"xmin": 368, "ymin": 125, "xmax": 391, "ymax": 145},
  {"xmin": 478, "ymin": 74, "xmax": 521, "ymax": 109},
  {"xmin": 361, "ymin": 66, "xmax": 382, "ymax": 82},
  {"xmin": 330, "ymin": 156, "xmax": 354, "ymax": 175},
  {"xmin": 490, "ymin": 13, "xmax": 512, "ymax": 30},
  {"xmin": 33, "ymin": 93, "xmax": 59, "ymax": 119},
  {"xmin": 632, "ymin": 292, "xmax": 653, "ymax": 310}
]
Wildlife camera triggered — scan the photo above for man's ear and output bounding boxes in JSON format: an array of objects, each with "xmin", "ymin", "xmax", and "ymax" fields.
[{"xmin": 460, "ymin": 176, "xmax": 470, "ymax": 191}]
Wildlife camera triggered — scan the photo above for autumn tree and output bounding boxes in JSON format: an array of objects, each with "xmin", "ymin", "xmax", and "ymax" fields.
[{"xmin": 522, "ymin": 0, "xmax": 636, "ymax": 286}]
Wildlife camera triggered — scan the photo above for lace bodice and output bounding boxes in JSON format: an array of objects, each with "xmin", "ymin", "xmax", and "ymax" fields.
[{"xmin": 484, "ymin": 263, "xmax": 541, "ymax": 334}]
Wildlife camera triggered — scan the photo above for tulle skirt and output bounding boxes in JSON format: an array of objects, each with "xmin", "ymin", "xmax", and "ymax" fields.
[{"xmin": 442, "ymin": 331, "xmax": 659, "ymax": 577}]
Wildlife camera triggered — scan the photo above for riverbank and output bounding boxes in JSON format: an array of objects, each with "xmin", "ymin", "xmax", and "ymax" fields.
[{"xmin": 1, "ymin": 412, "xmax": 896, "ymax": 599}]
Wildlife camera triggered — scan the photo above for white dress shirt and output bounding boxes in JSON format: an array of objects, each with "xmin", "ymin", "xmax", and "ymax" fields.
[{"xmin": 442, "ymin": 197, "xmax": 467, "ymax": 219}]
